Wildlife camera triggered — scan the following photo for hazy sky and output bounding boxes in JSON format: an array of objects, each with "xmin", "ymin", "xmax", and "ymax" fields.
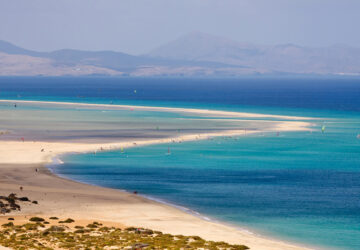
[{"xmin": 1, "ymin": 0, "xmax": 359, "ymax": 54}]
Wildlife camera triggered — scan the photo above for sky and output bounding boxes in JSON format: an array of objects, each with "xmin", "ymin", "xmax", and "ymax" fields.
[{"xmin": 0, "ymin": 0, "xmax": 359, "ymax": 55}]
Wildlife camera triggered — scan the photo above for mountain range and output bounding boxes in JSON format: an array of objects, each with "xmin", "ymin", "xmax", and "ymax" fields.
[{"xmin": 1, "ymin": 31, "xmax": 360, "ymax": 77}]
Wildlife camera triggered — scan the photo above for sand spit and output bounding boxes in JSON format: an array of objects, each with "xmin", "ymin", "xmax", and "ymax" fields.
[
  {"xmin": 0, "ymin": 122, "xmax": 311, "ymax": 165},
  {"xmin": 0, "ymin": 100, "xmax": 314, "ymax": 249},
  {"xmin": 0, "ymin": 99, "xmax": 315, "ymax": 120}
]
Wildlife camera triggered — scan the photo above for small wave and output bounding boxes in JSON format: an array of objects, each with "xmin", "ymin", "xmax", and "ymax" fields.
[
  {"xmin": 51, "ymin": 157, "xmax": 64, "ymax": 165},
  {"xmin": 139, "ymin": 194, "xmax": 236, "ymax": 225}
]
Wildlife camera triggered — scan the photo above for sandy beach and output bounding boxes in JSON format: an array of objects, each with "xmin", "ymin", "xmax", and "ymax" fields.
[{"xmin": 0, "ymin": 100, "xmax": 314, "ymax": 249}]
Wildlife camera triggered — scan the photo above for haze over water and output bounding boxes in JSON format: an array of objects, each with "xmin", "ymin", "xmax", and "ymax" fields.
[{"xmin": 1, "ymin": 77, "xmax": 360, "ymax": 249}]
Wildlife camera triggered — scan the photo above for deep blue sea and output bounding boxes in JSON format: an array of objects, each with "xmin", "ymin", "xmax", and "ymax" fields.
[{"xmin": 1, "ymin": 77, "xmax": 360, "ymax": 249}]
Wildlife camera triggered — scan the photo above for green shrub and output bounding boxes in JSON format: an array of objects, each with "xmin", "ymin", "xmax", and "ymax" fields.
[
  {"xmin": 1, "ymin": 222, "xmax": 14, "ymax": 227},
  {"xmin": 22, "ymin": 223, "xmax": 38, "ymax": 230},
  {"xmin": 59, "ymin": 218, "xmax": 75, "ymax": 223},
  {"xmin": 44, "ymin": 226, "xmax": 65, "ymax": 232},
  {"xmin": 29, "ymin": 217, "xmax": 44, "ymax": 222},
  {"xmin": 86, "ymin": 223, "xmax": 98, "ymax": 228},
  {"xmin": 74, "ymin": 229, "xmax": 85, "ymax": 233}
]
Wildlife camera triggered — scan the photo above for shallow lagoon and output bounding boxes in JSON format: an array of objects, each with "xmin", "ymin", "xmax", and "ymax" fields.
[
  {"xmin": 1, "ymin": 77, "xmax": 360, "ymax": 249},
  {"xmin": 55, "ymin": 123, "xmax": 360, "ymax": 249}
]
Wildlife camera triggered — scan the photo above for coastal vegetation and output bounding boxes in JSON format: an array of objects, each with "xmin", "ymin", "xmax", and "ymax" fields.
[
  {"xmin": 0, "ymin": 217, "xmax": 249, "ymax": 249},
  {"xmin": 0, "ymin": 193, "xmax": 38, "ymax": 214}
]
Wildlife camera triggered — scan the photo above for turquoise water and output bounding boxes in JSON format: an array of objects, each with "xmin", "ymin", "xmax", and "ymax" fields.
[
  {"xmin": 52, "ymin": 111, "xmax": 360, "ymax": 250},
  {"xmin": 2, "ymin": 77, "xmax": 360, "ymax": 249}
]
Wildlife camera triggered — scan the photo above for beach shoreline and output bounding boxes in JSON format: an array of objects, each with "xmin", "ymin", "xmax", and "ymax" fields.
[
  {"xmin": 49, "ymin": 168, "xmax": 316, "ymax": 250},
  {"xmin": 0, "ymin": 161, "xmax": 312, "ymax": 250},
  {"xmin": 0, "ymin": 100, "xmax": 315, "ymax": 249}
]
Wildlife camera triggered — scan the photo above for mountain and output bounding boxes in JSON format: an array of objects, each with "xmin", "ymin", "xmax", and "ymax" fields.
[
  {"xmin": 0, "ymin": 39, "xmax": 237, "ymax": 76},
  {"xmin": 1, "ymin": 33, "xmax": 360, "ymax": 77},
  {"xmin": 148, "ymin": 31, "xmax": 263, "ymax": 61},
  {"xmin": 148, "ymin": 31, "xmax": 360, "ymax": 75},
  {"xmin": 0, "ymin": 40, "xmax": 46, "ymax": 57},
  {"xmin": 0, "ymin": 41, "xmax": 150, "ymax": 71}
]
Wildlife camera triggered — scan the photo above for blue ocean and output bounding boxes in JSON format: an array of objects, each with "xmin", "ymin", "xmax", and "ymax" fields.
[{"xmin": 1, "ymin": 77, "xmax": 360, "ymax": 249}]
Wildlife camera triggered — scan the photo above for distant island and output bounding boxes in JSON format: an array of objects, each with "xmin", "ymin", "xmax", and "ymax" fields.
[{"xmin": 1, "ymin": 31, "xmax": 360, "ymax": 77}]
